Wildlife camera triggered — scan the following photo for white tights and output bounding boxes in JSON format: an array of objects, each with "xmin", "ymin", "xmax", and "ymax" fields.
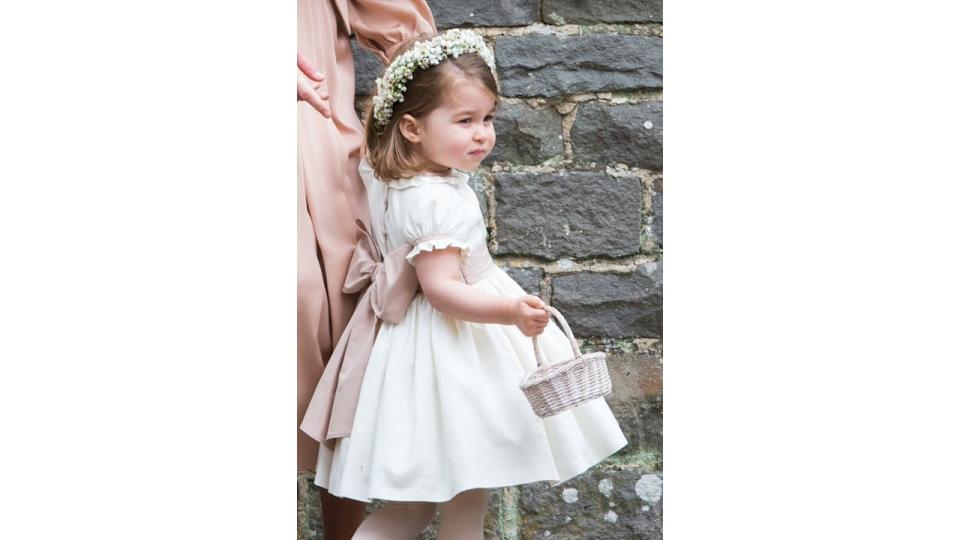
[{"xmin": 350, "ymin": 488, "xmax": 489, "ymax": 540}]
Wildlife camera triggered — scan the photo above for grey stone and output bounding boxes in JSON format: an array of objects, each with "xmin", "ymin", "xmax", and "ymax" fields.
[
  {"xmin": 502, "ymin": 267, "xmax": 544, "ymax": 296},
  {"xmin": 483, "ymin": 488, "xmax": 507, "ymax": 539},
  {"xmin": 467, "ymin": 171, "xmax": 490, "ymax": 223},
  {"xmin": 432, "ymin": 0, "xmax": 539, "ymax": 28},
  {"xmin": 610, "ymin": 398, "xmax": 661, "ymax": 457},
  {"xmin": 297, "ymin": 472, "xmax": 325, "ymax": 539},
  {"xmin": 494, "ymin": 171, "xmax": 642, "ymax": 259},
  {"xmin": 542, "ymin": 0, "xmax": 663, "ymax": 24},
  {"xmin": 605, "ymin": 352, "xmax": 662, "ymax": 455},
  {"xmin": 551, "ymin": 263, "xmax": 662, "ymax": 338},
  {"xmin": 519, "ymin": 470, "xmax": 663, "ymax": 539},
  {"xmin": 605, "ymin": 348, "xmax": 662, "ymax": 401},
  {"xmin": 489, "ymin": 102, "xmax": 563, "ymax": 165},
  {"xmin": 495, "ymin": 35, "xmax": 662, "ymax": 97},
  {"xmin": 572, "ymin": 101, "xmax": 662, "ymax": 169},
  {"xmin": 352, "ymin": 39, "xmax": 384, "ymax": 97},
  {"xmin": 649, "ymin": 182, "xmax": 662, "ymax": 248}
]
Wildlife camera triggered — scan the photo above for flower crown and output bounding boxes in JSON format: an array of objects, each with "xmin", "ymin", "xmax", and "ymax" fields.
[{"xmin": 372, "ymin": 29, "xmax": 496, "ymax": 131}]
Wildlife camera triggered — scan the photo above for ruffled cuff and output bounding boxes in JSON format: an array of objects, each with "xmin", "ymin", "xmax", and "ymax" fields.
[{"xmin": 406, "ymin": 236, "xmax": 471, "ymax": 266}]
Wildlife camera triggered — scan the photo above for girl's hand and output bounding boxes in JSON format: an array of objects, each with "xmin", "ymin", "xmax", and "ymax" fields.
[
  {"xmin": 297, "ymin": 52, "xmax": 332, "ymax": 118},
  {"xmin": 413, "ymin": 247, "xmax": 551, "ymax": 331},
  {"xmin": 511, "ymin": 295, "xmax": 550, "ymax": 337}
]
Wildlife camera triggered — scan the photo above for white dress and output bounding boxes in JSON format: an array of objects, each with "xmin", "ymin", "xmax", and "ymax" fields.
[{"xmin": 313, "ymin": 159, "xmax": 627, "ymax": 503}]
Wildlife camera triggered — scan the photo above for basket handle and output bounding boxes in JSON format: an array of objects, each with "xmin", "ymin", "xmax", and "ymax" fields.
[{"xmin": 532, "ymin": 305, "xmax": 583, "ymax": 369}]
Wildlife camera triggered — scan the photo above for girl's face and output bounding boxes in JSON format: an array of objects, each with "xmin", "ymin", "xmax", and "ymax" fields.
[{"xmin": 399, "ymin": 79, "xmax": 497, "ymax": 174}]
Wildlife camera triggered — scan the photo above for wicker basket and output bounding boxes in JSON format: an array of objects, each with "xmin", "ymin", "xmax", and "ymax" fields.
[{"xmin": 519, "ymin": 306, "xmax": 612, "ymax": 418}]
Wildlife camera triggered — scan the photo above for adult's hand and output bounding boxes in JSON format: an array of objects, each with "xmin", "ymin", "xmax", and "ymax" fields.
[{"xmin": 298, "ymin": 52, "xmax": 331, "ymax": 118}]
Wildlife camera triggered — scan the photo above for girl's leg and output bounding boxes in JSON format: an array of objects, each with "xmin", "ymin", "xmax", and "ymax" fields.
[
  {"xmin": 436, "ymin": 489, "xmax": 490, "ymax": 540},
  {"xmin": 350, "ymin": 501, "xmax": 439, "ymax": 540}
]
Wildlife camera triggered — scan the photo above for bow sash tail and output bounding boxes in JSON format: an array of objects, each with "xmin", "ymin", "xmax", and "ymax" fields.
[{"xmin": 300, "ymin": 220, "xmax": 418, "ymax": 448}]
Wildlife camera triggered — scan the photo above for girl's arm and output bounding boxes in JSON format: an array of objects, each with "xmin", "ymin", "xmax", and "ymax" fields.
[{"xmin": 414, "ymin": 247, "xmax": 550, "ymax": 336}]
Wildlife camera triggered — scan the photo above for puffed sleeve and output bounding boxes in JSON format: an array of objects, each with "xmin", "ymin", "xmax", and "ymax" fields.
[
  {"xmin": 390, "ymin": 184, "xmax": 476, "ymax": 267},
  {"xmin": 349, "ymin": 0, "xmax": 437, "ymax": 65}
]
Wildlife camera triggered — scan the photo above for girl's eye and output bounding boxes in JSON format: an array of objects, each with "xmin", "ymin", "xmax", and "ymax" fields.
[
  {"xmin": 459, "ymin": 118, "xmax": 472, "ymax": 124},
  {"xmin": 484, "ymin": 115, "xmax": 494, "ymax": 122}
]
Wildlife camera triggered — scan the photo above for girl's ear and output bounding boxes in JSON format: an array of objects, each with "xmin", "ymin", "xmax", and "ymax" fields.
[{"xmin": 398, "ymin": 114, "xmax": 422, "ymax": 144}]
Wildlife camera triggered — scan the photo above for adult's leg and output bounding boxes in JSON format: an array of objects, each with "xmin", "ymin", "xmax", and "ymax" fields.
[
  {"xmin": 437, "ymin": 489, "xmax": 489, "ymax": 540},
  {"xmin": 319, "ymin": 490, "xmax": 367, "ymax": 540},
  {"xmin": 351, "ymin": 501, "xmax": 439, "ymax": 540},
  {"xmin": 299, "ymin": 160, "xmax": 367, "ymax": 538},
  {"xmin": 297, "ymin": 150, "xmax": 331, "ymax": 471},
  {"xmin": 297, "ymin": 0, "xmax": 374, "ymax": 537}
]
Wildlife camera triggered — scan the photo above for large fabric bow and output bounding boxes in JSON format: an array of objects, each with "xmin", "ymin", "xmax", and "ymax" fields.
[{"xmin": 300, "ymin": 219, "xmax": 419, "ymax": 447}]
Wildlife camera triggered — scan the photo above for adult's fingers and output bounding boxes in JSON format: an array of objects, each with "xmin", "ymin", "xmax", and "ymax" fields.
[
  {"xmin": 298, "ymin": 71, "xmax": 332, "ymax": 117},
  {"xmin": 297, "ymin": 52, "xmax": 325, "ymax": 81},
  {"xmin": 312, "ymin": 94, "xmax": 333, "ymax": 118},
  {"xmin": 303, "ymin": 91, "xmax": 332, "ymax": 117}
]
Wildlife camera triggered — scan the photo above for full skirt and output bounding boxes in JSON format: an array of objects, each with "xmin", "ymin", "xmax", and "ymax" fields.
[{"xmin": 313, "ymin": 267, "xmax": 627, "ymax": 502}]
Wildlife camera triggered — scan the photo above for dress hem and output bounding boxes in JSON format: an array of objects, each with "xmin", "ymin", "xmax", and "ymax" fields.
[{"xmin": 313, "ymin": 438, "xmax": 628, "ymax": 503}]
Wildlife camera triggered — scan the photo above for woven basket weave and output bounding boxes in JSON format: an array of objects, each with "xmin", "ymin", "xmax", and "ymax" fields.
[{"xmin": 519, "ymin": 306, "xmax": 612, "ymax": 418}]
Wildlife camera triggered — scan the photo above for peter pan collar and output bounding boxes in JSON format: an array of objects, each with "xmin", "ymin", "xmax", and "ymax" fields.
[{"xmin": 359, "ymin": 157, "xmax": 470, "ymax": 191}]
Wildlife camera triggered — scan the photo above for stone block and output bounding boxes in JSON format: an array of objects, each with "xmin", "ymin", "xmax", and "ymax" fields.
[
  {"xmin": 605, "ymin": 351, "xmax": 662, "ymax": 455},
  {"xmin": 502, "ymin": 267, "xmax": 544, "ymax": 296},
  {"xmin": 351, "ymin": 39, "xmax": 384, "ymax": 97},
  {"xmin": 496, "ymin": 35, "xmax": 662, "ymax": 97},
  {"xmin": 467, "ymin": 171, "xmax": 490, "ymax": 223},
  {"xmin": 649, "ymin": 182, "xmax": 662, "ymax": 248},
  {"xmin": 432, "ymin": 0, "xmax": 539, "ymax": 28},
  {"xmin": 542, "ymin": 0, "xmax": 663, "ymax": 24},
  {"xmin": 489, "ymin": 102, "xmax": 563, "ymax": 165},
  {"xmin": 297, "ymin": 472, "xmax": 324, "ymax": 539},
  {"xmin": 494, "ymin": 171, "xmax": 642, "ymax": 259},
  {"xmin": 572, "ymin": 101, "xmax": 662, "ymax": 169},
  {"xmin": 519, "ymin": 469, "xmax": 663, "ymax": 539},
  {"xmin": 551, "ymin": 263, "xmax": 662, "ymax": 338}
]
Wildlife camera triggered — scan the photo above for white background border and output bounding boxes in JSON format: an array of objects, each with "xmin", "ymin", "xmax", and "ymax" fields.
[{"xmin": 2, "ymin": 1, "xmax": 959, "ymax": 538}]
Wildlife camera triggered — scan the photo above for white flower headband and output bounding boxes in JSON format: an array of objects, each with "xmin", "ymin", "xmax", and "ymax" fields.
[{"xmin": 372, "ymin": 28, "xmax": 496, "ymax": 131}]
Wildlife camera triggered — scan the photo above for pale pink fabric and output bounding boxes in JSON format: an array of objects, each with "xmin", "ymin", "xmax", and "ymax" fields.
[
  {"xmin": 300, "ymin": 220, "xmax": 419, "ymax": 447},
  {"xmin": 301, "ymin": 223, "xmax": 500, "ymax": 447},
  {"xmin": 298, "ymin": 0, "xmax": 435, "ymax": 471}
]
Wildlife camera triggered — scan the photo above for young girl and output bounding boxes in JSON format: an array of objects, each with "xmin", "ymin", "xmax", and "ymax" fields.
[{"xmin": 304, "ymin": 29, "xmax": 627, "ymax": 539}]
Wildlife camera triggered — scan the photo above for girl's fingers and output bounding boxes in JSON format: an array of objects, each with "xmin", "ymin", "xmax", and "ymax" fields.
[{"xmin": 523, "ymin": 295, "xmax": 545, "ymax": 309}]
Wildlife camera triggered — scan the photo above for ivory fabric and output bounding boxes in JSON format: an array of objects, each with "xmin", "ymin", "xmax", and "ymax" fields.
[
  {"xmin": 312, "ymin": 159, "xmax": 628, "ymax": 502},
  {"xmin": 297, "ymin": 0, "xmax": 436, "ymax": 471}
]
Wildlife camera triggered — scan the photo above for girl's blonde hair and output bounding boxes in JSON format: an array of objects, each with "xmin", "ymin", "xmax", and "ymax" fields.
[{"xmin": 362, "ymin": 34, "xmax": 500, "ymax": 181}]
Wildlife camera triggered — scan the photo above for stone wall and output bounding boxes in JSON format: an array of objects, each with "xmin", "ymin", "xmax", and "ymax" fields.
[{"xmin": 299, "ymin": 1, "xmax": 663, "ymax": 538}]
